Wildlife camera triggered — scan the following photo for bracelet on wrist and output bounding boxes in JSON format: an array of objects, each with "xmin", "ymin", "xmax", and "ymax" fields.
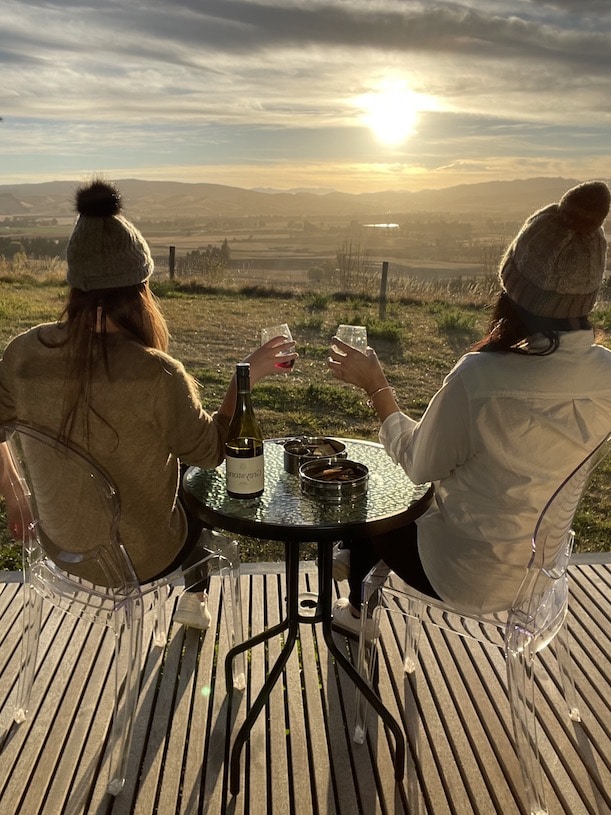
[{"xmin": 366, "ymin": 386, "xmax": 396, "ymax": 408}]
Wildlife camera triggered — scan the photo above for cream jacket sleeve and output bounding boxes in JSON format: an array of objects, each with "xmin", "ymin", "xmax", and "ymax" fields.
[{"xmin": 379, "ymin": 363, "xmax": 473, "ymax": 485}]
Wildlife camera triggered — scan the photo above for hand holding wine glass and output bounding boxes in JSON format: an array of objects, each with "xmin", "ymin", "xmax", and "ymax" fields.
[
  {"xmin": 261, "ymin": 323, "xmax": 296, "ymax": 371},
  {"xmin": 241, "ymin": 330, "xmax": 297, "ymax": 389},
  {"xmin": 328, "ymin": 327, "xmax": 387, "ymax": 395},
  {"xmin": 335, "ymin": 324, "xmax": 368, "ymax": 353}
]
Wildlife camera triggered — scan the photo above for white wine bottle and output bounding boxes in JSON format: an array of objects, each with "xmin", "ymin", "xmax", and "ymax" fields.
[{"xmin": 225, "ymin": 362, "xmax": 264, "ymax": 499}]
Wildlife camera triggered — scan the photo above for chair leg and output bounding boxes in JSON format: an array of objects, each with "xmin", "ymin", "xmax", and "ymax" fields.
[
  {"xmin": 106, "ymin": 600, "xmax": 144, "ymax": 796},
  {"xmin": 353, "ymin": 603, "xmax": 382, "ymax": 744},
  {"xmin": 403, "ymin": 596, "xmax": 423, "ymax": 674},
  {"xmin": 555, "ymin": 621, "xmax": 580, "ymax": 722},
  {"xmin": 353, "ymin": 571, "xmax": 383, "ymax": 744},
  {"xmin": 506, "ymin": 645, "xmax": 549, "ymax": 815},
  {"xmin": 14, "ymin": 581, "xmax": 43, "ymax": 723},
  {"xmin": 219, "ymin": 541, "xmax": 246, "ymax": 690},
  {"xmin": 152, "ymin": 585, "xmax": 168, "ymax": 647}
]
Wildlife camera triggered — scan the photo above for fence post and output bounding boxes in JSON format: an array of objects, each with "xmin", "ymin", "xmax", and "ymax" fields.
[
  {"xmin": 379, "ymin": 260, "xmax": 389, "ymax": 319},
  {"xmin": 169, "ymin": 246, "xmax": 176, "ymax": 279}
]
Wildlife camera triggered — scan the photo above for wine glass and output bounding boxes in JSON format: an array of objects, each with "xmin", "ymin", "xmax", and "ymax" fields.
[
  {"xmin": 261, "ymin": 323, "xmax": 295, "ymax": 370},
  {"xmin": 336, "ymin": 324, "xmax": 368, "ymax": 353}
]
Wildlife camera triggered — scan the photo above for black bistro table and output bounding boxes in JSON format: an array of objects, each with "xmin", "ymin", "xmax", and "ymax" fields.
[{"xmin": 182, "ymin": 437, "xmax": 433, "ymax": 795}]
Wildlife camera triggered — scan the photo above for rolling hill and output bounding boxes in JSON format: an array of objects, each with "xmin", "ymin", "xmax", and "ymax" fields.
[{"xmin": 0, "ymin": 176, "xmax": 605, "ymax": 222}]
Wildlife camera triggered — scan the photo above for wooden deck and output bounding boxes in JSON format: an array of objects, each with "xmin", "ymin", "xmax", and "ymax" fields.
[{"xmin": 0, "ymin": 558, "xmax": 610, "ymax": 815}]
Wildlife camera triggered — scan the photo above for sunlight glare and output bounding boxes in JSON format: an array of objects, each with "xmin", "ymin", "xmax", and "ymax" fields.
[{"xmin": 361, "ymin": 85, "xmax": 421, "ymax": 147}]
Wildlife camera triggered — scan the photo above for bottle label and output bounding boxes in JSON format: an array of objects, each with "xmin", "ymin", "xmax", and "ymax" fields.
[{"xmin": 225, "ymin": 454, "xmax": 264, "ymax": 496}]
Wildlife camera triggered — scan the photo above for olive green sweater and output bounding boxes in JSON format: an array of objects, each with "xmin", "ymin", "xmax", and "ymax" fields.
[{"xmin": 0, "ymin": 323, "xmax": 229, "ymax": 583}]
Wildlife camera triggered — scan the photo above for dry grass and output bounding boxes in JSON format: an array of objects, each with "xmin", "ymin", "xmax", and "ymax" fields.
[{"xmin": 0, "ymin": 265, "xmax": 609, "ymax": 567}]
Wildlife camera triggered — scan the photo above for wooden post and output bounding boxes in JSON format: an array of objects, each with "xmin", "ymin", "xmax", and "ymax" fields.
[
  {"xmin": 379, "ymin": 260, "xmax": 389, "ymax": 319},
  {"xmin": 169, "ymin": 245, "xmax": 176, "ymax": 279}
]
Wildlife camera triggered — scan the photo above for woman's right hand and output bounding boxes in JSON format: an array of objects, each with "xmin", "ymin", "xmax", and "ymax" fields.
[{"xmin": 327, "ymin": 337, "xmax": 388, "ymax": 394}]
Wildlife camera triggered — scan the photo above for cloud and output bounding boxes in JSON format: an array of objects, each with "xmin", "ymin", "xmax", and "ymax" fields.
[
  {"xmin": 2, "ymin": 1, "xmax": 609, "ymax": 120},
  {"xmin": 1, "ymin": 0, "xmax": 610, "ymax": 191}
]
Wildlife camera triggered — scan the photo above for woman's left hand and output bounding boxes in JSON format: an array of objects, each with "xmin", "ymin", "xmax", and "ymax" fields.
[{"xmin": 245, "ymin": 336, "xmax": 298, "ymax": 384}]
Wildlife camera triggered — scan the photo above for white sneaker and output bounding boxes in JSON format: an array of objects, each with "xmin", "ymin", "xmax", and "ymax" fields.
[
  {"xmin": 332, "ymin": 597, "xmax": 377, "ymax": 640},
  {"xmin": 332, "ymin": 545, "xmax": 351, "ymax": 581},
  {"xmin": 173, "ymin": 592, "xmax": 212, "ymax": 630}
]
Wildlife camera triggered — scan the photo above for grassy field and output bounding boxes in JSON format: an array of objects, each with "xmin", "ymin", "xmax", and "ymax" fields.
[{"xmin": 1, "ymin": 263, "xmax": 610, "ymax": 569}]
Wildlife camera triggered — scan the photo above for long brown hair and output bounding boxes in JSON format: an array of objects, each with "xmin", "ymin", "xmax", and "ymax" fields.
[
  {"xmin": 471, "ymin": 292, "xmax": 591, "ymax": 355},
  {"xmin": 45, "ymin": 282, "xmax": 170, "ymax": 442}
]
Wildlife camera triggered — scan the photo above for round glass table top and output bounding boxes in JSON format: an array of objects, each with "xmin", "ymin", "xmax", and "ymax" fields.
[{"xmin": 183, "ymin": 437, "xmax": 433, "ymax": 542}]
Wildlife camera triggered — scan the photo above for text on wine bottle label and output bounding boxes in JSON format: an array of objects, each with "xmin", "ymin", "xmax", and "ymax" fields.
[{"xmin": 225, "ymin": 456, "xmax": 264, "ymax": 494}]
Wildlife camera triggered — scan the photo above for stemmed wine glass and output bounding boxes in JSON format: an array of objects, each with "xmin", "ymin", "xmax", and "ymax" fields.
[
  {"xmin": 335, "ymin": 324, "xmax": 368, "ymax": 353},
  {"xmin": 261, "ymin": 323, "xmax": 295, "ymax": 370}
]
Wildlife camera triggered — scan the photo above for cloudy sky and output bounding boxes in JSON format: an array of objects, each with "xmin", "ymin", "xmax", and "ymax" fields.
[{"xmin": 1, "ymin": 0, "xmax": 611, "ymax": 193}]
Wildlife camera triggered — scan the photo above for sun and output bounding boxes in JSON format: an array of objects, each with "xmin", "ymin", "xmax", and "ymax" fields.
[{"xmin": 361, "ymin": 85, "xmax": 421, "ymax": 147}]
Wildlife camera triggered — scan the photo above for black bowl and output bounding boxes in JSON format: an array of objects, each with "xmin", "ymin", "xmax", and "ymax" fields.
[
  {"xmin": 283, "ymin": 437, "xmax": 347, "ymax": 474},
  {"xmin": 299, "ymin": 458, "xmax": 369, "ymax": 502}
]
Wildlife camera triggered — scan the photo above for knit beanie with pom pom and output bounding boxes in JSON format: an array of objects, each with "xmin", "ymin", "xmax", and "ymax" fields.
[
  {"xmin": 66, "ymin": 180, "xmax": 154, "ymax": 291},
  {"xmin": 499, "ymin": 180, "xmax": 610, "ymax": 319}
]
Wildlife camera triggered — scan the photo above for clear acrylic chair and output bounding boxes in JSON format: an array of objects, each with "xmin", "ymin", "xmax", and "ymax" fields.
[
  {"xmin": 354, "ymin": 433, "xmax": 611, "ymax": 815},
  {"xmin": 2, "ymin": 421, "xmax": 245, "ymax": 796}
]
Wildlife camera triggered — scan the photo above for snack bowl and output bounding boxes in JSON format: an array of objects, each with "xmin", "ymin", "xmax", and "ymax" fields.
[
  {"xmin": 299, "ymin": 458, "xmax": 369, "ymax": 503},
  {"xmin": 283, "ymin": 437, "xmax": 347, "ymax": 475}
]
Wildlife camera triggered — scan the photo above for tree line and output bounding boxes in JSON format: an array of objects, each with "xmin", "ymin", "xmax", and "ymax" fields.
[
  {"xmin": 175, "ymin": 239, "xmax": 231, "ymax": 281},
  {"xmin": 0, "ymin": 236, "xmax": 68, "ymax": 259}
]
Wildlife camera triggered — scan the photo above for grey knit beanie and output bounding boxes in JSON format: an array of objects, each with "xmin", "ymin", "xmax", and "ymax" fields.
[
  {"xmin": 499, "ymin": 180, "xmax": 610, "ymax": 319},
  {"xmin": 66, "ymin": 180, "xmax": 154, "ymax": 291}
]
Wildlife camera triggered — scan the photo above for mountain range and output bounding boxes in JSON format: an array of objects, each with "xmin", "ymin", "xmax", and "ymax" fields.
[{"xmin": 0, "ymin": 177, "xmax": 605, "ymax": 221}]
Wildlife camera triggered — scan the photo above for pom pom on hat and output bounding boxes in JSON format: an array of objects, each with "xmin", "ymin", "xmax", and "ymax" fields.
[
  {"xmin": 499, "ymin": 180, "xmax": 609, "ymax": 319},
  {"xmin": 75, "ymin": 180, "xmax": 122, "ymax": 218},
  {"xmin": 558, "ymin": 180, "xmax": 610, "ymax": 233},
  {"xmin": 66, "ymin": 179, "xmax": 154, "ymax": 291}
]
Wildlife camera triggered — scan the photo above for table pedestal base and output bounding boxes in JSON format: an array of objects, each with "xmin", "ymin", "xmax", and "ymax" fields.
[{"xmin": 224, "ymin": 540, "xmax": 405, "ymax": 796}]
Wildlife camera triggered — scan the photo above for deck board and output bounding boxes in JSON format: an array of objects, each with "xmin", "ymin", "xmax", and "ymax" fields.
[{"xmin": 0, "ymin": 561, "xmax": 609, "ymax": 815}]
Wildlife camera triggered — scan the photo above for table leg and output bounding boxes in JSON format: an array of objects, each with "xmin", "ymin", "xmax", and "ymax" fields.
[
  {"xmin": 318, "ymin": 540, "xmax": 406, "ymax": 782},
  {"xmin": 227, "ymin": 540, "xmax": 301, "ymax": 796}
]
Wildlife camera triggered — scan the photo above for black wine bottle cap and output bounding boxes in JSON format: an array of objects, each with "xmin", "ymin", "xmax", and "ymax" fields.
[{"xmin": 235, "ymin": 362, "xmax": 251, "ymax": 389}]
